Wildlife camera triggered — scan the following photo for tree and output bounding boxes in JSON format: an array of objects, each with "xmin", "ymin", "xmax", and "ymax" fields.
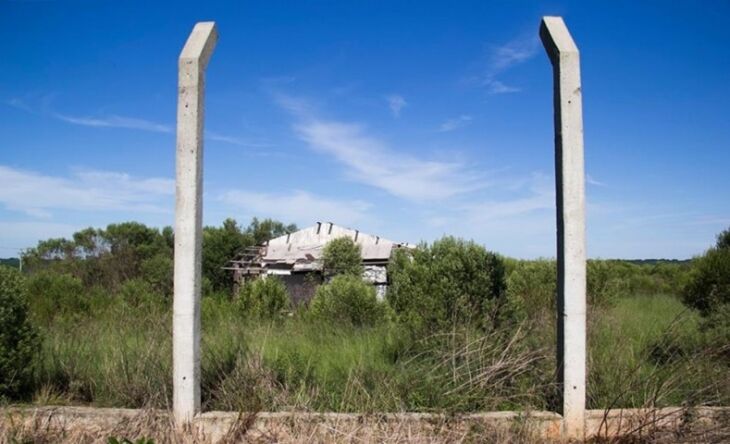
[
  {"xmin": 0, "ymin": 266, "xmax": 40, "ymax": 399},
  {"xmin": 203, "ymin": 218, "xmax": 254, "ymax": 293},
  {"xmin": 387, "ymin": 236, "xmax": 507, "ymax": 333},
  {"xmin": 203, "ymin": 218, "xmax": 298, "ymax": 293},
  {"xmin": 322, "ymin": 237, "xmax": 363, "ymax": 277},
  {"xmin": 246, "ymin": 218, "xmax": 297, "ymax": 245}
]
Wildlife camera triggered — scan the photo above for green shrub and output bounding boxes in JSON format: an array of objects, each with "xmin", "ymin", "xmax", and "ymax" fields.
[
  {"xmin": 140, "ymin": 253, "xmax": 173, "ymax": 297},
  {"xmin": 26, "ymin": 271, "xmax": 87, "ymax": 323},
  {"xmin": 118, "ymin": 278, "xmax": 165, "ymax": 309},
  {"xmin": 587, "ymin": 260, "xmax": 629, "ymax": 306},
  {"xmin": 309, "ymin": 275, "xmax": 386, "ymax": 327},
  {"xmin": 237, "ymin": 277, "xmax": 290, "ymax": 319},
  {"xmin": 387, "ymin": 237, "xmax": 507, "ymax": 333},
  {"xmin": 0, "ymin": 266, "xmax": 40, "ymax": 399},
  {"xmin": 683, "ymin": 247, "xmax": 730, "ymax": 317},
  {"xmin": 322, "ymin": 237, "xmax": 363, "ymax": 277},
  {"xmin": 505, "ymin": 260, "xmax": 556, "ymax": 318},
  {"xmin": 716, "ymin": 227, "xmax": 730, "ymax": 251},
  {"xmin": 699, "ymin": 303, "xmax": 730, "ymax": 362}
]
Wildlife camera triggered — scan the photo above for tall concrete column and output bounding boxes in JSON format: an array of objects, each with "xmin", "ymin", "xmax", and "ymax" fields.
[
  {"xmin": 539, "ymin": 16, "xmax": 586, "ymax": 440},
  {"xmin": 173, "ymin": 21, "xmax": 217, "ymax": 425}
]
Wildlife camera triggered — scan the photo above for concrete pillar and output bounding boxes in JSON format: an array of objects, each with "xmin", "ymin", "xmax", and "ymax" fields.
[
  {"xmin": 539, "ymin": 16, "xmax": 587, "ymax": 440},
  {"xmin": 173, "ymin": 21, "xmax": 217, "ymax": 425}
]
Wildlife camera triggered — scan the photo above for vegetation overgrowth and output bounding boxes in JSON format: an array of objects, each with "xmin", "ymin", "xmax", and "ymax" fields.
[{"xmin": 0, "ymin": 218, "xmax": 727, "ymax": 415}]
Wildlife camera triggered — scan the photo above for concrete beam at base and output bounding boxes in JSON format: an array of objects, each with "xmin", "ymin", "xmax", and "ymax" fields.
[
  {"xmin": 173, "ymin": 21, "xmax": 218, "ymax": 425},
  {"xmin": 3, "ymin": 406, "xmax": 727, "ymax": 443},
  {"xmin": 539, "ymin": 16, "xmax": 587, "ymax": 440}
]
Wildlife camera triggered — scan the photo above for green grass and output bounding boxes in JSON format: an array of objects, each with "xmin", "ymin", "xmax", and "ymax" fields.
[
  {"xmin": 18, "ymin": 291, "xmax": 728, "ymax": 413},
  {"xmin": 587, "ymin": 294, "xmax": 708, "ymax": 408}
]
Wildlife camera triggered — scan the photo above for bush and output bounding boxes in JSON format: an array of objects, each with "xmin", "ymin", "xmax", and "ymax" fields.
[
  {"xmin": 699, "ymin": 303, "xmax": 730, "ymax": 362},
  {"xmin": 0, "ymin": 266, "xmax": 40, "ymax": 399},
  {"xmin": 118, "ymin": 278, "xmax": 165, "ymax": 309},
  {"xmin": 322, "ymin": 237, "xmax": 363, "ymax": 277},
  {"xmin": 26, "ymin": 271, "xmax": 88, "ymax": 323},
  {"xmin": 238, "ymin": 277, "xmax": 290, "ymax": 319},
  {"xmin": 587, "ymin": 260, "xmax": 629, "ymax": 306},
  {"xmin": 716, "ymin": 228, "xmax": 730, "ymax": 251},
  {"xmin": 505, "ymin": 260, "xmax": 556, "ymax": 318},
  {"xmin": 387, "ymin": 237, "xmax": 507, "ymax": 333},
  {"xmin": 309, "ymin": 275, "xmax": 386, "ymax": 327},
  {"xmin": 140, "ymin": 253, "xmax": 173, "ymax": 297},
  {"xmin": 683, "ymin": 247, "xmax": 730, "ymax": 317}
]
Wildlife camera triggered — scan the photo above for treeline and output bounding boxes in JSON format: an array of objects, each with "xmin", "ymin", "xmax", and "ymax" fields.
[
  {"xmin": 21, "ymin": 217, "xmax": 297, "ymax": 296},
  {"xmin": 0, "ymin": 258, "xmax": 19, "ymax": 268}
]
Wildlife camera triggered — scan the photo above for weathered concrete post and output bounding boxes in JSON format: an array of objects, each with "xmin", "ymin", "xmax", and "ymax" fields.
[
  {"xmin": 173, "ymin": 21, "xmax": 217, "ymax": 425},
  {"xmin": 539, "ymin": 16, "xmax": 586, "ymax": 440}
]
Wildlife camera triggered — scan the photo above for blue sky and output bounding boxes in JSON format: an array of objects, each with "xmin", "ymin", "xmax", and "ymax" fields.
[{"xmin": 1, "ymin": 1, "xmax": 729, "ymax": 259}]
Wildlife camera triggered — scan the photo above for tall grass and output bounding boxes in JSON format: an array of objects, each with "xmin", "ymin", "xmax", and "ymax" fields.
[
  {"xmin": 12, "ymin": 259, "xmax": 728, "ymax": 415},
  {"xmin": 588, "ymin": 294, "xmax": 729, "ymax": 410}
]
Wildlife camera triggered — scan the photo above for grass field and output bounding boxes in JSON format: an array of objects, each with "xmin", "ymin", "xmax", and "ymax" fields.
[{"xmin": 25, "ymin": 290, "xmax": 727, "ymax": 414}]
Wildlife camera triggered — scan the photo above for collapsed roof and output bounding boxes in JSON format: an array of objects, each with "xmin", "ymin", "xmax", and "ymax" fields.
[{"xmin": 227, "ymin": 222, "xmax": 412, "ymax": 275}]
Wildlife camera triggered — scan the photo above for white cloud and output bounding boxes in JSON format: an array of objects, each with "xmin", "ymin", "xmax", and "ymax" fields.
[
  {"xmin": 386, "ymin": 94, "xmax": 407, "ymax": 118},
  {"xmin": 446, "ymin": 174, "xmax": 556, "ymax": 256},
  {"xmin": 480, "ymin": 34, "xmax": 539, "ymax": 94},
  {"xmin": 205, "ymin": 131, "xmax": 273, "ymax": 149},
  {"xmin": 53, "ymin": 113, "xmax": 173, "ymax": 133},
  {"xmin": 0, "ymin": 165, "xmax": 174, "ymax": 218},
  {"xmin": 586, "ymin": 174, "xmax": 606, "ymax": 187},
  {"xmin": 6, "ymin": 98, "xmax": 34, "ymax": 113},
  {"xmin": 219, "ymin": 189, "xmax": 371, "ymax": 227},
  {"xmin": 485, "ymin": 80, "xmax": 521, "ymax": 95},
  {"xmin": 460, "ymin": 174, "xmax": 554, "ymax": 222},
  {"xmin": 274, "ymin": 95, "xmax": 485, "ymax": 201},
  {"xmin": 439, "ymin": 115, "xmax": 473, "ymax": 132},
  {"xmin": 293, "ymin": 118, "xmax": 486, "ymax": 201},
  {"xmin": 489, "ymin": 36, "xmax": 539, "ymax": 72},
  {"xmin": 8, "ymin": 96, "xmax": 252, "ymax": 147}
]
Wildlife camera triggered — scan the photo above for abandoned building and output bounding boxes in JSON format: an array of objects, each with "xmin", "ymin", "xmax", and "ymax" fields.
[{"xmin": 227, "ymin": 222, "xmax": 412, "ymax": 303}]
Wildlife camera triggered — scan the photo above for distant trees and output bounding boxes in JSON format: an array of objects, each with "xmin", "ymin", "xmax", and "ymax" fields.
[{"xmin": 22, "ymin": 217, "xmax": 297, "ymax": 297}]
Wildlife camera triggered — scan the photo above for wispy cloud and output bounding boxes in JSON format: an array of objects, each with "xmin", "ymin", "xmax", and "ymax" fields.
[
  {"xmin": 586, "ymin": 174, "xmax": 606, "ymax": 187},
  {"xmin": 6, "ymin": 98, "xmax": 34, "ymax": 113},
  {"xmin": 489, "ymin": 36, "xmax": 539, "ymax": 71},
  {"xmin": 479, "ymin": 34, "xmax": 539, "ymax": 94},
  {"xmin": 219, "ymin": 189, "xmax": 371, "ymax": 227},
  {"xmin": 460, "ymin": 173, "xmax": 554, "ymax": 222},
  {"xmin": 277, "ymin": 95, "xmax": 486, "ymax": 201},
  {"xmin": 0, "ymin": 165, "xmax": 174, "ymax": 218},
  {"xmin": 386, "ymin": 94, "xmax": 407, "ymax": 118},
  {"xmin": 7, "ymin": 96, "xmax": 256, "ymax": 147},
  {"xmin": 485, "ymin": 80, "xmax": 521, "ymax": 95},
  {"xmin": 439, "ymin": 115, "xmax": 473, "ymax": 132},
  {"xmin": 53, "ymin": 113, "xmax": 173, "ymax": 133},
  {"xmin": 205, "ymin": 131, "xmax": 273, "ymax": 149}
]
